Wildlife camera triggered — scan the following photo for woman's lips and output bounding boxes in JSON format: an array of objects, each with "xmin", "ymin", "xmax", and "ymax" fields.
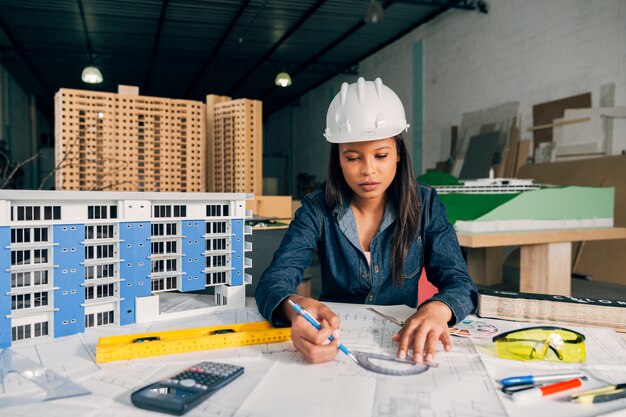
[{"xmin": 359, "ymin": 181, "xmax": 380, "ymax": 192}]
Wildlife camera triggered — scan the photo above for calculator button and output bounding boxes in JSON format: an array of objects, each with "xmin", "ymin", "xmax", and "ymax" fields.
[{"xmin": 179, "ymin": 379, "xmax": 196, "ymax": 387}]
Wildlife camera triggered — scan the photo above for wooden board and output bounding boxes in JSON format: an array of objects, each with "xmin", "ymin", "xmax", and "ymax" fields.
[
  {"xmin": 518, "ymin": 155, "xmax": 626, "ymax": 284},
  {"xmin": 531, "ymin": 93, "xmax": 591, "ymax": 152}
]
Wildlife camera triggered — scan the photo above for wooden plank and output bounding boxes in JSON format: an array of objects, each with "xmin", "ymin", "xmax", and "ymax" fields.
[
  {"xmin": 465, "ymin": 247, "xmax": 503, "ymax": 286},
  {"xmin": 526, "ymin": 117, "xmax": 591, "ymax": 132},
  {"xmin": 502, "ymin": 117, "xmax": 519, "ymax": 178},
  {"xmin": 520, "ymin": 242, "xmax": 571, "ymax": 296},
  {"xmin": 532, "ymin": 93, "xmax": 591, "ymax": 151},
  {"xmin": 514, "ymin": 140, "xmax": 530, "ymax": 176},
  {"xmin": 457, "ymin": 227, "xmax": 626, "ymax": 248}
]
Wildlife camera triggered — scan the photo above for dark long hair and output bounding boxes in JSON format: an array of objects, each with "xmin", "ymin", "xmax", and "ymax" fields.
[{"xmin": 325, "ymin": 134, "xmax": 420, "ymax": 286}]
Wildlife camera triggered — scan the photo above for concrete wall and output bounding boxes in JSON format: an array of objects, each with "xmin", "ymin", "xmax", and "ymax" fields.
[{"xmin": 265, "ymin": 0, "xmax": 626, "ymax": 194}]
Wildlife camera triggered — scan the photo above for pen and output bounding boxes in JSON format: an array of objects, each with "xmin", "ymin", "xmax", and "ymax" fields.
[
  {"xmin": 500, "ymin": 372, "xmax": 587, "ymax": 387},
  {"xmin": 568, "ymin": 383, "xmax": 626, "ymax": 404},
  {"xmin": 288, "ymin": 299, "xmax": 358, "ymax": 363},
  {"xmin": 511, "ymin": 378, "xmax": 583, "ymax": 403}
]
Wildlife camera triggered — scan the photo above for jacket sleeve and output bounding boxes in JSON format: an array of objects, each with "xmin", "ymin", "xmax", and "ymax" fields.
[
  {"xmin": 421, "ymin": 187, "xmax": 478, "ymax": 325},
  {"xmin": 255, "ymin": 193, "xmax": 323, "ymax": 326}
]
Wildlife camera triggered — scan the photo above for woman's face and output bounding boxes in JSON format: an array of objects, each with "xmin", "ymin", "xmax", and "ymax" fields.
[{"xmin": 338, "ymin": 137, "xmax": 399, "ymax": 203}]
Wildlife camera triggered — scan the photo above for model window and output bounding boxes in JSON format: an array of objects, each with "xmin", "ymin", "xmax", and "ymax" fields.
[
  {"xmin": 10, "ymin": 228, "xmax": 30, "ymax": 243},
  {"xmin": 11, "ymin": 324, "xmax": 31, "ymax": 341},
  {"xmin": 11, "ymin": 250, "xmax": 31, "ymax": 266},
  {"xmin": 33, "ymin": 270, "xmax": 48, "ymax": 285},
  {"xmin": 33, "ymin": 227, "xmax": 48, "ymax": 242},
  {"xmin": 206, "ymin": 271, "xmax": 227, "ymax": 286},
  {"xmin": 33, "ymin": 292, "xmax": 48, "ymax": 307},
  {"xmin": 34, "ymin": 322, "xmax": 48, "ymax": 337},
  {"xmin": 34, "ymin": 249, "xmax": 48, "ymax": 264},
  {"xmin": 11, "ymin": 294, "xmax": 31, "ymax": 310},
  {"xmin": 206, "ymin": 204, "xmax": 222, "ymax": 217},
  {"xmin": 11, "ymin": 272, "xmax": 28, "ymax": 288}
]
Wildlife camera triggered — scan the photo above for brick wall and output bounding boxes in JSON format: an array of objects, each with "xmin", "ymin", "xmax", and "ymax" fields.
[{"xmin": 266, "ymin": 0, "xmax": 626, "ymax": 188}]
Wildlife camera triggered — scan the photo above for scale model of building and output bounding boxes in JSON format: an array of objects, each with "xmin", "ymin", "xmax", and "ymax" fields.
[
  {"xmin": 54, "ymin": 85, "xmax": 205, "ymax": 192},
  {"xmin": 206, "ymin": 95, "xmax": 263, "ymax": 195},
  {"xmin": 54, "ymin": 86, "xmax": 263, "ymax": 195},
  {"xmin": 0, "ymin": 190, "xmax": 252, "ymax": 348},
  {"xmin": 435, "ymin": 180, "xmax": 614, "ymax": 234}
]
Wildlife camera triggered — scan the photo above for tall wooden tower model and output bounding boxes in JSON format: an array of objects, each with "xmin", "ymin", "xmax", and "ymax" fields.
[
  {"xmin": 206, "ymin": 95, "xmax": 262, "ymax": 195},
  {"xmin": 54, "ymin": 85, "xmax": 205, "ymax": 192}
]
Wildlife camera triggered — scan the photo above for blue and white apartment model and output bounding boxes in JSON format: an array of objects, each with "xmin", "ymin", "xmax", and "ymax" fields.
[{"xmin": 0, "ymin": 190, "xmax": 252, "ymax": 348}]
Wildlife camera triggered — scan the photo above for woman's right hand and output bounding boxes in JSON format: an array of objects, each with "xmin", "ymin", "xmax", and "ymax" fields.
[{"xmin": 281, "ymin": 295, "xmax": 341, "ymax": 364}]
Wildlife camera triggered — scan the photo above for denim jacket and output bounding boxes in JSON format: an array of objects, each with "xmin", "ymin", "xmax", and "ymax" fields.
[{"xmin": 255, "ymin": 184, "xmax": 478, "ymax": 327}]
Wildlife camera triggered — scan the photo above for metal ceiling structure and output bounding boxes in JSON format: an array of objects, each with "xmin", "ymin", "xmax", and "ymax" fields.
[{"xmin": 0, "ymin": 0, "xmax": 484, "ymax": 119}]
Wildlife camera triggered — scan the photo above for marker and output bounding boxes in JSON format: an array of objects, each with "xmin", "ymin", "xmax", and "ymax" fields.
[
  {"xmin": 568, "ymin": 383, "xmax": 626, "ymax": 404},
  {"xmin": 500, "ymin": 372, "xmax": 587, "ymax": 387},
  {"xmin": 288, "ymin": 299, "xmax": 358, "ymax": 363},
  {"xmin": 511, "ymin": 378, "xmax": 583, "ymax": 403}
]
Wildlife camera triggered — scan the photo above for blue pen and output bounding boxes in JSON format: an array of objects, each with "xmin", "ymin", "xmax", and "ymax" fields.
[
  {"xmin": 288, "ymin": 299, "xmax": 358, "ymax": 363},
  {"xmin": 500, "ymin": 372, "xmax": 586, "ymax": 387}
]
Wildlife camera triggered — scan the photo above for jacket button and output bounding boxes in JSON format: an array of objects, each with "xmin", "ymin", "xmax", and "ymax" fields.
[
  {"xmin": 368, "ymin": 295, "xmax": 375, "ymax": 302},
  {"xmin": 361, "ymin": 273, "xmax": 367, "ymax": 279}
]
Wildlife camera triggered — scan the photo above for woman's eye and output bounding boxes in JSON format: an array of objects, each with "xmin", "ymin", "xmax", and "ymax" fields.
[
  {"xmin": 376, "ymin": 154, "xmax": 388, "ymax": 159},
  {"xmin": 346, "ymin": 157, "xmax": 359, "ymax": 162}
]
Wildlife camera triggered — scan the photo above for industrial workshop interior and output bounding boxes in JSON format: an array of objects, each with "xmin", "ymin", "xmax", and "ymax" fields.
[{"xmin": 0, "ymin": 1, "xmax": 626, "ymax": 417}]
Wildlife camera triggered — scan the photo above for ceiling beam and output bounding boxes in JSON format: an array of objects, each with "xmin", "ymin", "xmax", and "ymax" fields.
[
  {"xmin": 264, "ymin": 5, "xmax": 450, "ymax": 117},
  {"xmin": 0, "ymin": 20, "xmax": 49, "ymax": 96},
  {"xmin": 227, "ymin": 0, "xmax": 327, "ymax": 96},
  {"xmin": 395, "ymin": 0, "xmax": 484, "ymax": 11},
  {"xmin": 144, "ymin": 0, "xmax": 169, "ymax": 94},
  {"xmin": 77, "ymin": 0, "xmax": 95, "ymax": 63},
  {"xmin": 184, "ymin": 0, "xmax": 252, "ymax": 98},
  {"xmin": 260, "ymin": 0, "xmax": 397, "ymax": 102}
]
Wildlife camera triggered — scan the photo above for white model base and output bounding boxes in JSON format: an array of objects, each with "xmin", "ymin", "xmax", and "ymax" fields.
[
  {"xmin": 455, "ymin": 218, "xmax": 614, "ymax": 234},
  {"xmin": 134, "ymin": 286, "xmax": 246, "ymax": 324}
]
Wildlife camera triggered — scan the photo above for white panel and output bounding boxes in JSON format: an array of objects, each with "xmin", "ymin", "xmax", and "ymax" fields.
[
  {"xmin": 135, "ymin": 295, "xmax": 160, "ymax": 324},
  {"xmin": 122, "ymin": 200, "xmax": 151, "ymax": 220}
]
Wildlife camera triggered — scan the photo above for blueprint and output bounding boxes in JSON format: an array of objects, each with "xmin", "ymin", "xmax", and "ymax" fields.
[
  {"xmin": 235, "ymin": 303, "xmax": 505, "ymax": 417},
  {"xmin": 1, "ymin": 300, "xmax": 626, "ymax": 416}
]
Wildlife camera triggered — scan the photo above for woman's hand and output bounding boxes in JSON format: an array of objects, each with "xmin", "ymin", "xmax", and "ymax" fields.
[
  {"xmin": 281, "ymin": 295, "xmax": 341, "ymax": 364},
  {"xmin": 392, "ymin": 300, "xmax": 453, "ymax": 363}
]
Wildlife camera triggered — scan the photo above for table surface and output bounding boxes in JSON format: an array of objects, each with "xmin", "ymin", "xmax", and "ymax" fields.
[
  {"xmin": 457, "ymin": 227, "xmax": 626, "ymax": 248},
  {"xmin": 2, "ymin": 300, "xmax": 626, "ymax": 417}
]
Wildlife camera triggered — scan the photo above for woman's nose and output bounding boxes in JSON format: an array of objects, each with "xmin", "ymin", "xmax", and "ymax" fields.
[{"xmin": 361, "ymin": 162, "xmax": 375, "ymax": 175}]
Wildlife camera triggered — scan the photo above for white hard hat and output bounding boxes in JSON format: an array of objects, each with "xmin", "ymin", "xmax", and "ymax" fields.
[{"xmin": 324, "ymin": 77, "xmax": 409, "ymax": 143}]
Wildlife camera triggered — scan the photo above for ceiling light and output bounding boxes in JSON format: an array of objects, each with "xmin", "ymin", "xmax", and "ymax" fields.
[
  {"xmin": 275, "ymin": 72, "xmax": 292, "ymax": 88},
  {"xmin": 81, "ymin": 66, "xmax": 103, "ymax": 84},
  {"xmin": 364, "ymin": 0, "xmax": 384, "ymax": 24}
]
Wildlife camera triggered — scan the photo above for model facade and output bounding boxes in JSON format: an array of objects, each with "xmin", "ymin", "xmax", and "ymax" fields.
[
  {"xmin": 0, "ymin": 190, "xmax": 252, "ymax": 348},
  {"xmin": 206, "ymin": 95, "xmax": 263, "ymax": 195},
  {"xmin": 54, "ymin": 86, "xmax": 263, "ymax": 195},
  {"xmin": 435, "ymin": 181, "xmax": 614, "ymax": 234},
  {"xmin": 54, "ymin": 85, "xmax": 205, "ymax": 192}
]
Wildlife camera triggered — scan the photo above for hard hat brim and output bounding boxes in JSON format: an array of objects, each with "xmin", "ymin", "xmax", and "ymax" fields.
[{"xmin": 324, "ymin": 124, "xmax": 410, "ymax": 143}]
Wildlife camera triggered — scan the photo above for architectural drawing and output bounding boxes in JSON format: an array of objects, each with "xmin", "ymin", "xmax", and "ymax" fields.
[
  {"xmin": 2, "ymin": 300, "xmax": 626, "ymax": 417},
  {"xmin": 0, "ymin": 190, "xmax": 252, "ymax": 348}
]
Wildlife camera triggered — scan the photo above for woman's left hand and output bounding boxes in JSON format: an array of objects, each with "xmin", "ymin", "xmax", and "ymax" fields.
[{"xmin": 392, "ymin": 300, "xmax": 453, "ymax": 363}]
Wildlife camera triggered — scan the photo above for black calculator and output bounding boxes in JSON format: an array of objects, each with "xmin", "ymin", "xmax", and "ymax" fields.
[{"xmin": 131, "ymin": 361, "xmax": 244, "ymax": 415}]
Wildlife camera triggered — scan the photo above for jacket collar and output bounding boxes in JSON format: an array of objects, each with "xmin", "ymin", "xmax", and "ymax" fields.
[{"xmin": 333, "ymin": 194, "xmax": 396, "ymax": 252}]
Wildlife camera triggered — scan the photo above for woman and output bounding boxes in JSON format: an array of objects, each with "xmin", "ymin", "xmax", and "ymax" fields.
[{"xmin": 256, "ymin": 77, "xmax": 477, "ymax": 364}]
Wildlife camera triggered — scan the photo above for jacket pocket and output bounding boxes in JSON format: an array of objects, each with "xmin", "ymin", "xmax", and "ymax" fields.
[{"xmin": 402, "ymin": 237, "xmax": 423, "ymax": 279}]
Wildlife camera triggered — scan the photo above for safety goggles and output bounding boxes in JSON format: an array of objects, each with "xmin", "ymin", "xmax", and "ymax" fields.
[{"xmin": 492, "ymin": 326, "xmax": 586, "ymax": 363}]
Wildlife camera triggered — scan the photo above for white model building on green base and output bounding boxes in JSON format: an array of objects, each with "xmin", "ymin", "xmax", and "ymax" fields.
[{"xmin": 435, "ymin": 180, "xmax": 614, "ymax": 234}]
